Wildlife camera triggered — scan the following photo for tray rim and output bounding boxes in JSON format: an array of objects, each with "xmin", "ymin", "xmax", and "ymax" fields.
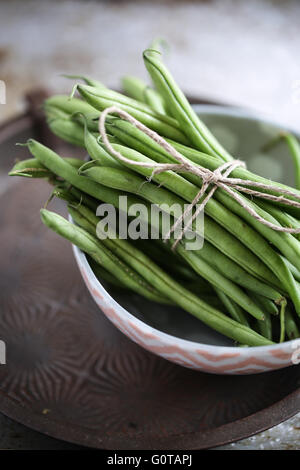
[{"xmin": 0, "ymin": 386, "xmax": 299, "ymax": 449}]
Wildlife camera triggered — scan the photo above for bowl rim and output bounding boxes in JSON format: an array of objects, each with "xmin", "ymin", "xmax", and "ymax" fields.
[{"xmin": 73, "ymin": 103, "xmax": 300, "ymax": 357}]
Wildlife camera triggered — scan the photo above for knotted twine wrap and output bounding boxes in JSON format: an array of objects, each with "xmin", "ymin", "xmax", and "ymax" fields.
[{"xmin": 99, "ymin": 106, "xmax": 300, "ymax": 249}]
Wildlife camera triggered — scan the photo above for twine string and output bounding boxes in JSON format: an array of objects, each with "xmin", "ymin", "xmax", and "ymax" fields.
[{"xmin": 99, "ymin": 106, "xmax": 300, "ymax": 248}]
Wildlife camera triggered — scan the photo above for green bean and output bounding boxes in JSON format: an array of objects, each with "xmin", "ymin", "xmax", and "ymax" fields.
[
  {"xmin": 109, "ymin": 119, "xmax": 298, "ymax": 258},
  {"xmin": 252, "ymin": 294, "xmax": 278, "ymax": 316},
  {"xmin": 122, "ymin": 76, "xmax": 148, "ymax": 102},
  {"xmin": 143, "ymin": 86, "xmax": 167, "ymax": 115},
  {"xmin": 143, "ymin": 48, "xmax": 233, "ymax": 161},
  {"xmin": 283, "ymin": 258, "xmax": 300, "ymax": 282},
  {"xmin": 285, "ymin": 308, "xmax": 300, "ymax": 339},
  {"xmin": 279, "ymin": 300, "xmax": 287, "ymax": 343},
  {"xmin": 9, "ymin": 157, "xmax": 85, "ymax": 178},
  {"xmin": 61, "ymin": 183, "xmax": 209, "ymax": 291},
  {"xmin": 256, "ymin": 199, "xmax": 300, "ymax": 241},
  {"xmin": 44, "ymin": 95, "xmax": 98, "ymax": 120},
  {"xmin": 68, "ymin": 205, "xmax": 172, "ymax": 305},
  {"xmin": 90, "ymin": 140, "xmax": 296, "ymax": 308},
  {"xmin": 283, "ymin": 134, "xmax": 300, "ymax": 190},
  {"xmin": 9, "ymin": 158, "xmax": 54, "ymax": 178},
  {"xmin": 122, "ymin": 75, "xmax": 167, "ymax": 114},
  {"xmin": 83, "ymin": 122, "xmax": 124, "ymax": 170},
  {"xmin": 214, "ymin": 288, "xmax": 249, "ymax": 326},
  {"xmin": 75, "ymin": 84, "xmax": 189, "ymax": 144},
  {"xmin": 47, "ymin": 117, "xmax": 86, "ymax": 147},
  {"xmin": 263, "ymin": 133, "xmax": 300, "ymax": 191},
  {"xmin": 255, "ymin": 313, "xmax": 272, "ymax": 341},
  {"xmin": 26, "ymin": 139, "xmax": 144, "ymax": 210}
]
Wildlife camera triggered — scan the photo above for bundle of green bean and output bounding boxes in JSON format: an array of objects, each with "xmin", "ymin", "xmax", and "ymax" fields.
[{"xmin": 9, "ymin": 44, "xmax": 300, "ymax": 346}]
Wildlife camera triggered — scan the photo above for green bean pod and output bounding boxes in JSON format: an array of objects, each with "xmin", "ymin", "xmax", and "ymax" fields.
[
  {"xmin": 214, "ymin": 288, "xmax": 249, "ymax": 327},
  {"xmin": 44, "ymin": 95, "xmax": 98, "ymax": 120},
  {"xmin": 76, "ymin": 84, "xmax": 189, "ymax": 144},
  {"xmin": 143, "ymin": 48, "xmax": 233, "ymax": 161},
  {"xmin": 122, "ymin": 75, "xmax": 167, "ymax": 114},
  {"xmin": 9, "ymin": 157, "xmax": 85, "ymax": 178},
  {"xmin": 47, "ymin": 117, "xmax": 86, "ymax": 147},
  {"xmin": 285, "ymin": 308, "xmax": 300, "ymax": 339}
]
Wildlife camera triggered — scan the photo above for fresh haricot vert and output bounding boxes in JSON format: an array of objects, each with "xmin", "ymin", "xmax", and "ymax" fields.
[
  {"xmin": 82, "ymin": 119, "xmax": 124, "ymax": 170},
  {"xmin": 285, "ymin": 308, "xmax": 300, "ymax": 340},
  {"xmin": 44, "ymin": 95, "xmax": 99, "ymax": 120},
  {"xmin": 9, "ymin": 156, "xmax": 85, "ymax": 178},
  {"xmin": 143, "ymin": 48, "xmax": 233, "ymax": 162},
  {"xmin": 47, "ymin": 116, "xmax": 86, "ymax": 147},
  {"xmin": 282, "ymin": 134, "xmax": 300, "ymax": 191},
  {"xmin": 252, "ymin": 294, "xmax": 279, "ymax": 316},
  {"xmin": 255, "ymin": 312, "xmax": 272, "ymax": 341},
  {"xmin": 122, "ymin": 76, "xmax": 149, "ymax": 103},
  {"xmin": 75, "ymin": 84, "xmax": 189, "ymax": 144},
  {"xmin": 263, "ymin": 133, "xmax": 300, "ymax": 191},
  {"xmin": 279, "ymin": 299, "xmax": 287, "ymax": 343},
  {"xmin": 213, "ymin": 288, "xmax": 249, "ymax": 327},
  {"xmin": 40, "ymin": 209, "xmax": 272, "ymax": 346},
  {"xmin": 25, "ymin": 139, "xmax": 146, "ymax": 210},
  {"xmin": 255, "ymin": 199, "xmax": 300, "ymax": 242},
  {"xmin": 122, "ymin": 75, "xmax": 167, "ymax": 115}
]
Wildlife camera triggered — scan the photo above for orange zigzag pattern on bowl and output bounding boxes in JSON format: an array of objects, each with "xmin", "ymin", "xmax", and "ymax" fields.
[{"xmin": 87, "ymin": 280, "xmax": 291, "ymax": 373}]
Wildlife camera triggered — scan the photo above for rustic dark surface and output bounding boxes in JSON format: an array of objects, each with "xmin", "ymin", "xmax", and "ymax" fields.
[{"xmin": 0, "ymin": 102, "xmax": 299, "ymax": 450}]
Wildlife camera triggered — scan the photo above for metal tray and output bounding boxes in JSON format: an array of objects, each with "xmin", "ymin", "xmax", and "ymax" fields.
[{"xmin": 0, "ymin": 92, "xmax": 299, "ymax": 449}]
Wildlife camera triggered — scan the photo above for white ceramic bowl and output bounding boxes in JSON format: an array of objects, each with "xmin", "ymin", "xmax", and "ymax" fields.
[{"xmin": 73, "ymin": 105, "xmax": 300, "ymax": 375}]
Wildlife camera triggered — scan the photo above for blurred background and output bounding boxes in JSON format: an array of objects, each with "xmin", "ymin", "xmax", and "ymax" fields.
[{"xmin": 0, "ymin": 0, "xmax": 300, "ymax": 129}]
